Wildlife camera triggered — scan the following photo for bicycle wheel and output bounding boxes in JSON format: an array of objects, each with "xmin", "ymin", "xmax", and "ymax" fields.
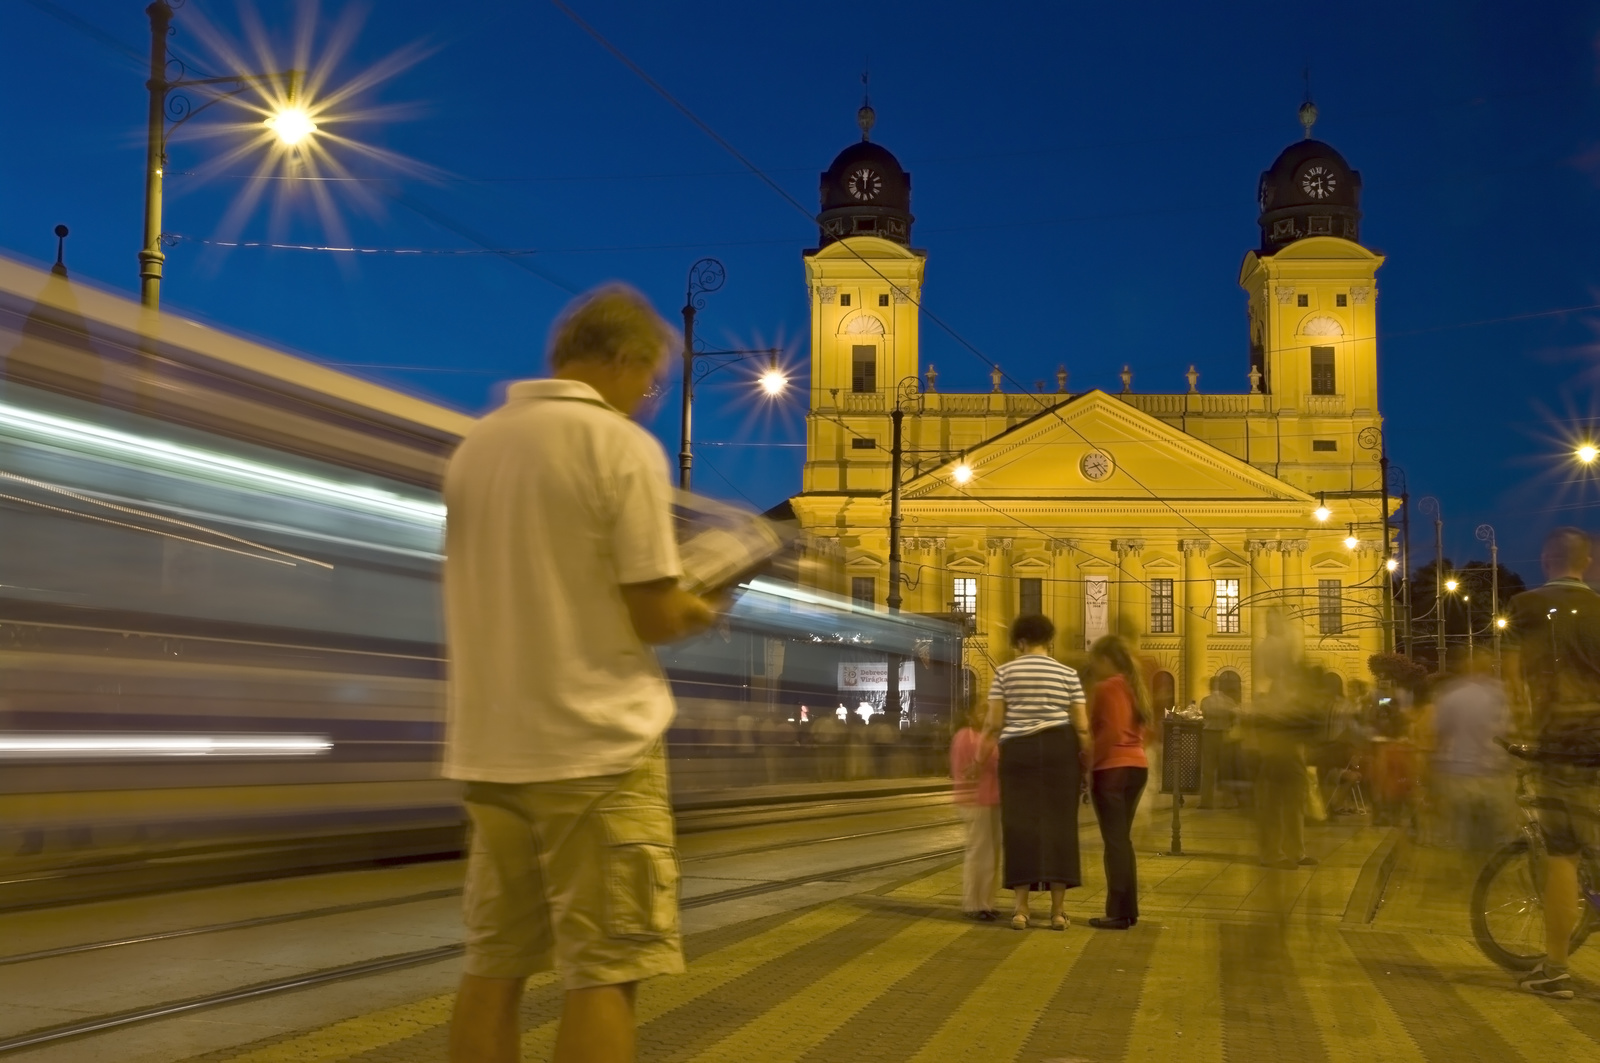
[{"xmin": 1470, "ymin": 837, "xmax": 1599, "ymax": 971}]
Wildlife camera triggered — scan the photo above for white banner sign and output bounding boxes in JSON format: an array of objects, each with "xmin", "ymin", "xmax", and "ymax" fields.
[
  {"xmin": 838, "ymin": 661, "xmax": 917, "ymax": 692},
  {"xmin": 1084, "ymin": 575, "xmax": 1109, "ymax": 650}
]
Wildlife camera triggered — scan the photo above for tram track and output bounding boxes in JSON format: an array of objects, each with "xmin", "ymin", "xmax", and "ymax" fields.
[
  {"xmin": 0, "ymin": 815, "xmax": 959, "ymax": 969},
  {"xmin": 0, "ymin": 844, "xmax": 964, "ymax": 1054}
]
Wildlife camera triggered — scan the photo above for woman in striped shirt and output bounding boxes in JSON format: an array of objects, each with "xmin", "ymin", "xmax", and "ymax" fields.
[{"xmin": 986, "ymin": 613, "xmax": 1090, "ymax": 930}]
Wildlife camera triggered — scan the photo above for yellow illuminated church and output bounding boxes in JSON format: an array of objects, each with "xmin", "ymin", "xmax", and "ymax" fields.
[{"xmin": 788, "ymin": 102, "xmax": 1391, "ymax": 707}]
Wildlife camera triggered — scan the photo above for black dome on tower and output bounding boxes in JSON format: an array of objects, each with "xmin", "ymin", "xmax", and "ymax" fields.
[
  {"xmin": 816, "ymin": 103, "xmax": 913, "ymax": 247},
  {"xmin": 1256, "ymin": 102, "xmax": 1362, "ymax": 252}
]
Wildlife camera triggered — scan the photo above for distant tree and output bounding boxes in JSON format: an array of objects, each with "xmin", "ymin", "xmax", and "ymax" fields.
[
  {"xmin": 1368, "ymin": 652, "xmax": 1428, "ymax": 691},
  {"xmin": 1395, "ymin": 557, "xmax": 1527, "ymax": 672}
]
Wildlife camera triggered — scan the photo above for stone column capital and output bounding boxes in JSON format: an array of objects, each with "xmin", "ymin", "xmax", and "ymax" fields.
[
  {"xmin": 1111, "ymin": 538, "xmax": 1146, "ymax": 557},
  {"xmin": 1282, "ymin": 538, "xmax": 1310, "ymax": 555},
  {"xmin": 1246, "ymin": 538, "xmax": 1277, "ymax": 556},
  {"xmin": 1180, "ymin": 538, "xmax": 1211, "ymax": 557}
]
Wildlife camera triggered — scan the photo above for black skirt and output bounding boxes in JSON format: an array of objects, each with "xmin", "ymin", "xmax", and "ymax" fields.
[{"xmin": 998, "ymin": 725, "xmax": 1082, "ymax": 888}]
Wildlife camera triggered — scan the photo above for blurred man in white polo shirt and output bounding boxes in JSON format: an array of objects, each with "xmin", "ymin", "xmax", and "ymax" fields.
[{"xmin": 444, "ymin": 285, "xmax": 720, "ymax": 1063}]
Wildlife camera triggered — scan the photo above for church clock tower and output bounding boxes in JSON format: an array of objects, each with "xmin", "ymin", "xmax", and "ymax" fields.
[
  {"xmin": 802, "ymin": 103, "xmax": 926, "ymax": 494},
  {"xmin": 1239, "ymin": 102, "xmax": 1384, "ymax": 427}
]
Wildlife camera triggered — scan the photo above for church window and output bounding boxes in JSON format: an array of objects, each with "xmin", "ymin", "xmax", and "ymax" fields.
[
  {"xmin": 1214, "ymin": 579, "xmax": 1241, "ymax": 634},
  {"xmin": 1150, "ymin": 578, "xmax": 1174, "ymax": 634},
  {"xmin": 1310, "ymin": 347, "xmax": 1336, "ymax": 395},
  {"xmin": 1019, "ymin": 577, "xmax": 1043, "ymax": 617},
  {"xmin": 852, "ymin": 576, "xmax": 876, "ymax": 607},
  {"xmin": 1312, "ymin": 439, "xmax": 1337, "ymax": 452},
  {"xmin": 852, "ymin": 345, "xmax": 877, "ymax": 393},
  {"xmin": 1319, "ymin": 579, "xmax": 1343, "ymax": 635},
  {"xmin": 953, "ymin": 577, "xmax": 977, "ymax": 618},
  {"xmin": 851, "ymin": 438, "xmax": 877, "ymax": 449},
  {"xmin": 878, "ymin": 293, "xmax": 890, "ymax": 307},
  {"xmin": 1336, "ymin": 293, "xmax": 1348, "ymax": 307},
  {"xmin": 1308, "ymin": 216, "xmax": 1332, "ymax": 235},
  {"xmin": 854, "ymin": 217, "xmax": 877, "ymax": 232},
  {"xmin": 840, "ymin": 293, "xmax": 851, "ymax": 306},
  {"xmin": 1297, "ymin": 294, "xmax": 1309, "ymax": 308}
]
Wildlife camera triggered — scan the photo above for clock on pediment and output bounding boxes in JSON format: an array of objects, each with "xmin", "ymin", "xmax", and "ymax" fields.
[{"xmin": 1080, "ymin": 449, "xmax": 1115, "ymax": 482}]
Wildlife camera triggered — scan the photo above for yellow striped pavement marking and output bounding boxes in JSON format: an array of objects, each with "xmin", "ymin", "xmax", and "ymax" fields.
[
  {"xmin": 516, "ymin": 902, "xmax": 875, "ymax": 1060},
  {"xmin": 1404, "ymin": 932, "xmax": 1598, "ymax": 1059},
  {"xmin": 905, "ymin": 929, "xmax": 1087, "ymax": 1063},
  {"xmin": 217, "ymin": 974, "xmax": 559, "ymax": 1063},
  {"xmin": 688, "ymin": 913, "xmax": 972, "ymax": 1063},
  {"xmin": 1123, "ymin": 921, "xmax": 1223, "ymax": 1063},
  {"xmin": 886, "ymin": 861, "xmax": 963, "ymax": 902},
  {"xmin": 1298, "ymin": 928, "xmax": 1422, "ymax": 1063}
]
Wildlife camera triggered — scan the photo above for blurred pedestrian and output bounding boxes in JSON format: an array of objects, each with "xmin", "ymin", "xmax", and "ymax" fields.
[
  {"xmin": 1085, "ymin": 635, "xmax": 1150, "ymax": 929},
  {"xmin": 985, "ymin": 614, "xmax": 1089, "ymax": 931},
  {"xmin": 950, "ymin": 693, "xmax": 1001, "ymax": 920},
  {"xmin": 1430, "ymin": 652, "xmax": 1510, "ymax": 851},
  {"xmin": 1250, "ymin": 663, "xmax": 1323, "ymax": 870},
  {"xmin": 1198, "ymin": 675, "xmax": 1237, "ymax": 808},
  {"xmin": 443, "ymin": 285, "xmax": 722, "ymax": 1063},
  {"xmin": 1504, "ymin": 527, "xmax": 1600, "ymax": 999}
]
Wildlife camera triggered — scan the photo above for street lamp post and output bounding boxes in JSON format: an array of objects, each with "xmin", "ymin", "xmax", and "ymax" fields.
[
  {"xmin": 677, "ymin": 257, "xmax": 726, "ymax": 490},
  {"xmin": 140, "ymin": 1, "xmax": 306, "ymax": 309},
  {"xmin": 884, "ymin": 376, "xmax": 923, "ymax": 723},
  {"xmin": 1418, "ymin": 495, "xmax": 1443, "ymax": 668},
  {"xmin": 1359, "ymin": 427, "xmax": 1395, "ymax": 653},
  {"xmin": 1476, "ymin": 523, "xmax": 1500, "ymax": 675}
]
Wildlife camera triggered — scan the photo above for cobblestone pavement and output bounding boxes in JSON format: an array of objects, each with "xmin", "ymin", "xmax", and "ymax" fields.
[{"xmin": 178, "ymin": 840, "xmax": 1600, "ymax": 1063}]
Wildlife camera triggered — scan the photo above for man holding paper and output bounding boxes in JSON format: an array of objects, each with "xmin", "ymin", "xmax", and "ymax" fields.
[{"xmin": 443, "ymin": 284, "xmax": 722, "ymax": 1063}]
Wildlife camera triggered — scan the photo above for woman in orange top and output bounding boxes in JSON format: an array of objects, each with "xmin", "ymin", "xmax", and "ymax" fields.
[{"xmin": 1086, "ymin": 635, "xmax": 1151, "ymax": 929}]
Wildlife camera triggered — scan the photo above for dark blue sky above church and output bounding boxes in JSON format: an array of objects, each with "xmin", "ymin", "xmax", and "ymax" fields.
[{"xmin": 4, "ymin": 0, "xmax": 1599, "ymax": 574}]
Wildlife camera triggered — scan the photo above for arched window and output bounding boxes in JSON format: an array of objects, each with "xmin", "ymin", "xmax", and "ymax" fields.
[
  {"xmin": 1152, "ymin": 671, "xmax": 1176, "ymax": 712},
  {"xmin": 1214, "ymin": 669, "xmax": 1242, "ymax": 705}
]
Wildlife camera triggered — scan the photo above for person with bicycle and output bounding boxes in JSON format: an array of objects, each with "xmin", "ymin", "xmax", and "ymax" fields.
[{"xmin": 1503, "ymin": 526, "xmax": 1600, "ymax": 999}]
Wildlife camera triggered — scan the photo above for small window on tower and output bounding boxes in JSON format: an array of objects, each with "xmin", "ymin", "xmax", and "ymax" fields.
[
  {"xmin": 840, "ymin": 293, "xmax": 851, "ymax": 307},
  {"xmin": 1310, "ymin": 346, "xmax": 1336, "ymax": 395},
  {"xmin": 1297, "ymin": 294, "xmax": 1309, "ymax": 308},
  {"xmin": 878, "ymin": 293, "xmax": 889, "ymax": 306},
  {"xmin": 851, "ymin": 345, "xmax": 877, "ymax": 394},
  {"xmin": 851, "ymin": 438, "xmax": 876, "ymax": 449},
  {"xmin": 1336, "ymin": 293, "xmax": 1348, "ymax": 307},
  {"xmin": 1312, "ymin": 439, "xmax": 1338, "ymax": 452}
]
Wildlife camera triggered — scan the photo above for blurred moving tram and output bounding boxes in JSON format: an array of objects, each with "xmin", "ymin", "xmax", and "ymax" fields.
[{"xmin": 0, "ymin": 255, "xmax": 960, "ymax": 907}]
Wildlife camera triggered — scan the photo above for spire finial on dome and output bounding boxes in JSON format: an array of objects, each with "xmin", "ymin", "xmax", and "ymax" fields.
[
  {"xmin": 857, "ymin": 67, "xmax": 875, "ymax": 141},
  {"xmin": 1299, "ymin": 67, "xmax": 1317, "ymax": 139}
]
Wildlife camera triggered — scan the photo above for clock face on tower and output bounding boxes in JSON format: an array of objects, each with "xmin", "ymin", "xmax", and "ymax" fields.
[
  {"xmin": 1080, "ymin": 449, "xmax": 1115, "ymax": 482},
  {"xmin": 846, "ymin": 167, "xmax": 882, "ymax": 201},
  {"xmin": 1300, "ymin": 164, "xmax": 1337, "ymax": 200}
]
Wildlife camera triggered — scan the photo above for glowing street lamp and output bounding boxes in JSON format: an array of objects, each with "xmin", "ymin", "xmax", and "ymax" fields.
[
  {"xmin": 1385, "ymin": 557, "xmax": 1399, "ymax": 573},
  {"xmin": 1313, "ymin": 492, "xmax": 1331, "ymax": 523},
  {"xmin": 952, "ymin": 461, "xmax": 974, "ymax": 485},
  {"xmin": 1343, "ymin": 524, "xmax": 1359, "ymax": 550},
  {"xmin": 1578, "ymin": 444, "xmax": 1599, "ymax": 465},
  {"xmin": 1445, "ymin": 578, "xmax": 1459, "ymax": 593},
  {"xmin": 757, "ymin": 358, "xmax": 788, "ymax": 397},
  {"xmin": 264, "ymin": 105, "xmax": 319, "ymax": 146},
  {"xmin": 140, "ymin": 1, "xmax": 307, "ymax": 309}
]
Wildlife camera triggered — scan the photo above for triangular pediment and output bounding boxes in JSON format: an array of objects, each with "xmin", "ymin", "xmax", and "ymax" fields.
[{"xmin": 904, "ymin": 390, "xmax": 1315, "ymax": 504}]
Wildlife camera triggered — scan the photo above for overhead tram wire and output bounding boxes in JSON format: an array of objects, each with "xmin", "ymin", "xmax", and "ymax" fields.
[{"xmin": 546, "ymin": 0, "xmax": 1376, "ymax": 605}]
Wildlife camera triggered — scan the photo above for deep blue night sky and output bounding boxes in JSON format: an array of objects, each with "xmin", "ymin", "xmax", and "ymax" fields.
[{"xmin": 5, "ymin": 1, "xmax": 1599, "ymax": 577}]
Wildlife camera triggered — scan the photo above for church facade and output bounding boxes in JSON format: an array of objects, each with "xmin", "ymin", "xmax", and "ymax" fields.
[{"xmin": 788, "ymin": 102, "xmax": 1391, "ymax": 707}]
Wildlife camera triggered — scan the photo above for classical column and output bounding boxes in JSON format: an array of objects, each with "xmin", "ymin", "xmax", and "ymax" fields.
[
  {"xmin": 1053, "ymin": 538, "xmax": 1080, "ymax": 651},
  {"xmin": 1112, "ymin": 538, "xmax": 1147, "ymax": 645},
  {"xmin": 1247, "ymin": 539, "xmax": 1276, "ymax": 699},
  {"xmin": 1283, "ymin": 538, "xmax": 1309, "ymax": 647},
  {"xmin": 1180, "ymin": 539, "xmax": 1211, "ymax": 707}
]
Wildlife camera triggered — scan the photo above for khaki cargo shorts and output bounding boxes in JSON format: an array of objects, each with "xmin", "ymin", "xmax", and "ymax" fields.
[
  {"xmin": 460, "ymin": 744, "xmax": 685, "ymax": 989},
  {"xmin": 1530, "ymin": 761, "xmax": 1600, "ymax": 858}
]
